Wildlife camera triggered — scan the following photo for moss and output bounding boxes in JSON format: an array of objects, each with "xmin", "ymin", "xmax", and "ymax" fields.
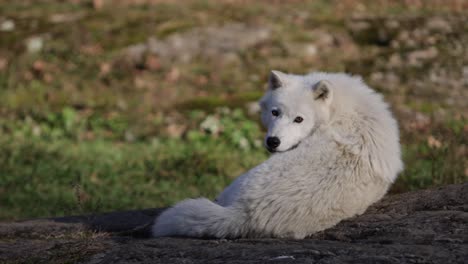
[
  {"xmin": 156, "ymin": 20, "xmax": 197, "ymax": 38},
  {"xmin": 406, "ymin": 101, "xmax": 438, "ymax": 114}
]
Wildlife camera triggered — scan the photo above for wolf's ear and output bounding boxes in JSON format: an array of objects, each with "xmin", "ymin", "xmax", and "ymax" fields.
[
  {"xmin": 268, "ymin": 70, "xmax": 286, "ymax": 90},
  {"xmin": 312, "ymin": 80, "xmax": 332, "ymax": 102}
]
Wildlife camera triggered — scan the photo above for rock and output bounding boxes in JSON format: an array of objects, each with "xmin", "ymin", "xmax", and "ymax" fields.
[
  {"xmin": 124, "ymin": 131, "xmax": 135, "ymax": 142},
  {"xmin": 304, "ymin": 44, "xmax": 318, "ymax": 57},
  {"xmin": 426, "ymin": 17, "xmax": 452, "ymax": 33},
  {"xmin": 49, "ymin": 12, "xmax": 85, "ymax": 24},
  {"xmin": 463, "ymin": 66, "xmax": 468, "ymax": 85},
  {"xmin": 385, "ymin": 19, "xmax": 399, "ymax": 29},
  {"xmin": 312, "ymin": 30, "xmax": 335, "ymax": 47},
  {"xmin": 285, "ymin": 29, "xmax": 356, "ymax": 61},
  {"xmin": 407, "ymin": 46, "xmax": 439, "ymax": 67},
  {"xmin": 124, "ymin": 43, "xmax": 147, "ymax": 65},
  {"xmin": 0, "ymin": 183, "xmax": 467, "ymax": 263},
  {"xmin": 399, "ymin": 107, "xmax": 432, "ymax": 132},
  {"xmin": 246, "ymin": 101, "xmax": 261, "ymax": 116},
  {"xmin": 370, "ymin": 71, "xmax": 384, "ymax": 83},
  {"xmin": 200, "ymin": 115, "xmax": 221, "ymax": 135},
  {"xmin": 388, "ymin": 53, "xmax": 402, "ymax": 68},
  {"xmin": 25, "ymin": 36, "xmax": 44, "ymax": 53},
  {"xmin": 123, "ymin": 23, "xmax": 271, "ymax": 65},
  {"xmin": 369, "ymin": 71, "xmax": 400, "ymax": 91},
  {"xmin": 347, "ymin": 20, "xmax": 371, "ymax": 33},
  {"xmin": 0, "ymin": 19, "xmax": 15, "ymax": 32}
]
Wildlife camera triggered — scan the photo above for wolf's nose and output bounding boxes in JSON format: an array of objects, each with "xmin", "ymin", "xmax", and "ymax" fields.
[{"xmin": 266, "ymin": 137, "xmax": 281, "ymax": 149}]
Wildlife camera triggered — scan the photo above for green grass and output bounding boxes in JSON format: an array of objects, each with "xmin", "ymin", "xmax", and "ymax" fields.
[
  {"xmin": 393, "ymin": 119, "xmax": 467, "ymax": 192},
  {"xmin": 0, "ymin": 108, "xmax": 267, "ymax": 220},
  {"xmin": 1, "ymin": 106, "xmax": 465, "ymax": 220},
  {"xmin": 0, "ymin": 137, "xmax": 265, "ymax": 219}
]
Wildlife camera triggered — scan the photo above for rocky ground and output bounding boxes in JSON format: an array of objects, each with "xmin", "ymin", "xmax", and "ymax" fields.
[{"xmin": 0, "ymin": 183, "xmax": 466, "ymax": 264}]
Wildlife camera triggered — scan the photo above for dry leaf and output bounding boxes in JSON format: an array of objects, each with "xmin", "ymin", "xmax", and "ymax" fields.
[
  {"xmin": 145, "ymin": 55, "xmax": 161, "ymax": 71},
  {"xmin": 165, "ymin": 67, "xmax": 180, "ymax": 83},
  {"xmin": 427, "ymin": 135, "xmax": 442, "ymax": 149},
  {"xmin": 166, "ymin": 123, "xmax": 186, "ymax": 138},
  {"xmin": 99, "ymin": 62, "xmax": 111, "ymax": 76},
  {"xmin": 0, "ymin": 57, "xmax": 7, "ymax": 71}
]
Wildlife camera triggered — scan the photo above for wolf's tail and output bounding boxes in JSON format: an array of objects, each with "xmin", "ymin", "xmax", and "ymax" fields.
[{"xmin": 152, "ymin": 198, "xmax": 247, "ymax": 238}]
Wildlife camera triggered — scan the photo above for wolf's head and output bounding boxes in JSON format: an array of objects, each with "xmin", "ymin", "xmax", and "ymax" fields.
[{"xmin": 259, "ymin": 70, "xmax": 334, "ymax": 153}]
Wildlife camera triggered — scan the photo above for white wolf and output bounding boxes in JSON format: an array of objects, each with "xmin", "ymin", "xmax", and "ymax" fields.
[{"xmin": 152, "ymin": 71, "xmax": 403, "ymax": 239}]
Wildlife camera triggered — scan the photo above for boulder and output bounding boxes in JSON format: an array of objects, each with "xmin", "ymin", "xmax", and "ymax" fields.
[{"xmin": 0, "ymin": 183, "xmax": 467, "ymax": 263}]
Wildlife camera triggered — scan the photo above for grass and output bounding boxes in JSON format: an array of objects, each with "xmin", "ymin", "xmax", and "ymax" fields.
[
  {"xmin": 1, "ymin": 104, "xmax": 465, "ymax": 220},
  {"xmin": 394, "ymin": 119, "xmax": 467, "ymax": 192},
  {"xmin": 0, "ymin": 0, "xmax": 466, "ymax": 220},
  {"xmin": 0, "ymin": 108, "xmax": 267, "ymax": 219}
]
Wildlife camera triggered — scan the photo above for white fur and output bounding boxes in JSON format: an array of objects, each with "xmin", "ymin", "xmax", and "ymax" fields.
[{"xmin": 152, "ymin": 71, "xmax": 403, "ymax": 239}]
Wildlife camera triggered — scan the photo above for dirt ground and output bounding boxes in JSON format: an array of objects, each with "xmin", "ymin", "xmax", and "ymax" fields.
[{"xmin": 0, "ymin": 183, "xmax": 466, "ymax": 263}]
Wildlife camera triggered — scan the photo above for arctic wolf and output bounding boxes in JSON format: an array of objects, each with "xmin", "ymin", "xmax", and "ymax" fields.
[{"xmin": 152, "ymin": 71, "xmax": 403, "ymax": 239}]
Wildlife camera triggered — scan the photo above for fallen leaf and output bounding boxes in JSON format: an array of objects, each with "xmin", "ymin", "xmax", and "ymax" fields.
[
  {"xmin": 165, "ymin": 67, "xmax": 180, "ymax": 83},
  {"xmin": 0, "ymin": 57, "xmax": 7, "ymax": 71},
  {"xmin": 99, "ymin": 62, "xmax": 112, "ymax": 76},
  {"xmin": 145, "ymin": 55, "xmax": 161, "ymax": 71},
  {"xmin": 427, "ymin": 135, "xmax": 442, "ymax": 149}
]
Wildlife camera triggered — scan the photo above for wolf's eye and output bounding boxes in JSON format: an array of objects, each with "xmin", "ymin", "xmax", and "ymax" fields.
[
  {"xmin": 271, "ymin": 109, "xmax": 279, "ymax": 117},
  {"xmin": 294, "ymin": 116, "xmax": 303, "ymax": 123}
]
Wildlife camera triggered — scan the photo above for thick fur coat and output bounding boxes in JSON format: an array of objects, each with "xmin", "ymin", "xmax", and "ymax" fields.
[{"xmin": 152, "ymin": 71, "xmax": 403, "ymax": 239}]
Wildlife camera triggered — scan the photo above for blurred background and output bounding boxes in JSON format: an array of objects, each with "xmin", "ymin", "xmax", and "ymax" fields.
[{"xmin": 0, "ymin": 0, "xmax": 467, "ymax": 220}]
